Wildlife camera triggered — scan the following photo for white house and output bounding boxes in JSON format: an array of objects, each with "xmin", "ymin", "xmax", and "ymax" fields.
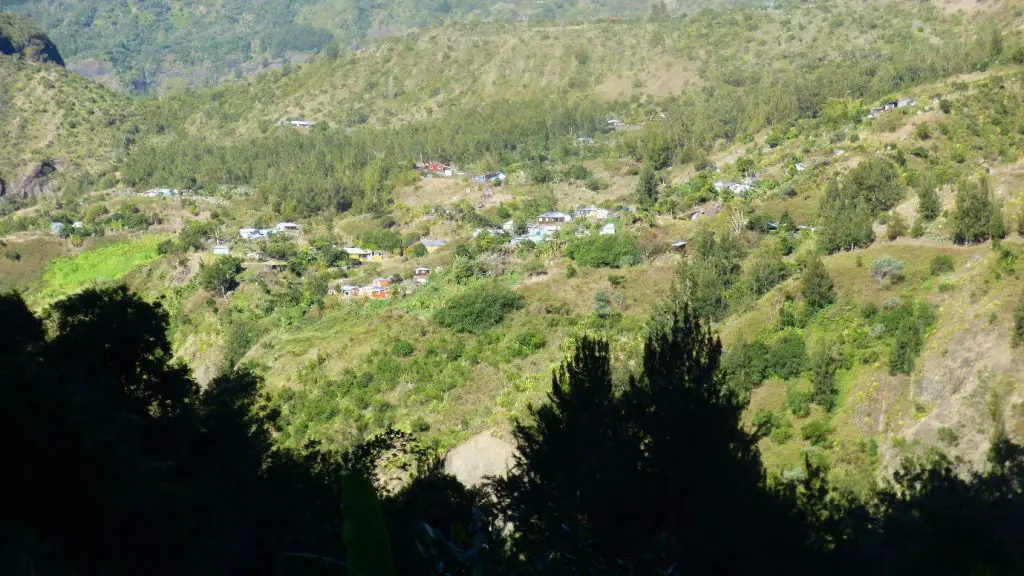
[
  {"xmin": 275, "ymin": 222, "xmax": 300, "ymax": 233},
  {"xmin": 537, "ymin": 211, "xmax": 573, "ymax": 224},
  {"xmin": 599, "ymin": 223, "xmax": 616, "ymax": 236},
  {"xmin": 575, "ymin": 206, "xmax": 610, "ymax": 220},
  {"xmin": 502, "ymin": 219, "xmax": 515, "ymax": 232},
  {"xmin": 213, "ymin": 244, "xmax": 230, "ymax": 256},
  {"xmin": 239, "ymin": 228, "xmax": 271, "ymax": 240}
]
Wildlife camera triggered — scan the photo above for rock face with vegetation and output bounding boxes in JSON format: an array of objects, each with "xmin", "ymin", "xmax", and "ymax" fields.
[{"xmin": 0, "ymin": 12, "xmax": 63, "ymax": 66}]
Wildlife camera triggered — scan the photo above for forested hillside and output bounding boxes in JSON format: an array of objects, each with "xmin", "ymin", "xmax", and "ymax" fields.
[
  {"xmin": 5, "ymin": 1, "xmax": 1024, "ymax": 568},
  {"xmin": 2, "ymin": 0, "xmax": 702, "ymax": 92}
]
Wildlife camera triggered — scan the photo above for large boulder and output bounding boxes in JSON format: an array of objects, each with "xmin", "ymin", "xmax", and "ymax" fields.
[
  {"xmin": 443, "ymin": 431, "xmax": 516, "ymax": 488},
  {"xmin": 0, "ymin": 12, "xmax": 64, "ymax": 66}
]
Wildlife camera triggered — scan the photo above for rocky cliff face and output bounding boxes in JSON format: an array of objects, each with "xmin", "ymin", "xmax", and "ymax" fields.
[{"xmin": 0, "ymin": 12, "xmax": 64, "ymax": 66}]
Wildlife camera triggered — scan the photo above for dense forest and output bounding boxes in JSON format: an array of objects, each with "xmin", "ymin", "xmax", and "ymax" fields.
[{"xmin": 4, "ymin": 287, "xmax": 1024, "ymax": 574}]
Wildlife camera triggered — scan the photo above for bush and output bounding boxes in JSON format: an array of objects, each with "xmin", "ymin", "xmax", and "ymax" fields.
[
  {"xmin": 801, "ymin": 418, "xmax": 832, "ymax": 445},
  {"xmin": 511, "ymin": 330, "xmax": 547, "ymax": 357},
  {"xmin": 435, "ymin": 283, "xmax": 525, "ymax": 333},
  {"xmin": 809, "ymin": 342, "xmax": 840, "ymax": 412},
  {"xmin": 886, "ymin": 212, "xmax": 907, "ymax": 241},
  {"xmin": 410, "ymin": 243, "xmax": 427, "ymax": 257},
  {"xmin": 950, "ymin": 178, "xmax": 993, "ymax": 244},
  {"xmin": 565, "ymin": 233, "xmax": 642, "ymax": 268},
  {"xmin": 392, "ymin": 340, "xmax": 415, "ymax": 357},
  {"xmin": 930, "ymin": 254, "xmax": 955, "ymax": 276},
  {"xmin": 768, "ymin": 330, "xmax": 806, "ymax": 380},
  {"xmin": 752, "ymin": 409, "xmax": 783, "ymax": 437},
  {"xmin": 787, "ymin": 387, "xmax": 811, "ymax": 418},
  {"xmin": 870, "ymin": 256, "xmax": 905, "ymax": 286},
  {"xmin": 1013, "ymin": 292, "xmax": 1024, "ymax": 348}
]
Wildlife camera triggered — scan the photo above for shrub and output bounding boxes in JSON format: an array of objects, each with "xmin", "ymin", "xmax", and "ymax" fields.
[
  {"xmin": 930, "ymin": 254, "xmax": 955, "ymax": 276},
  {"xmin": 435, "ymin": 283, "xmax": 525, "ymax": 333},
  {"xmin": 1013, "ymin": 292, "xmax": 1024, "ymax": 348},
  {"xmin": 787, "ymin": 387, "xmax": 811, "ymax": 418},
  {"xmin": 909, "ymin": 218, "xmax": 925, "ymax": 238},
  {"xmin": 565, "ymin": 233, "xmax": 642, "ymax": 268},
  {"xmin": 752, "ymin": 409, "xmax": 782, "ymax": 437},
  {"xmin": 511, "ymin": 330, "xmax": 547, "ymax": 357},
  {"xmin": 870, "ymin": 256, "xmax": 905, "ymax": 286},
  {"xmin": 410, "ymin": 243, "xmax": 427, "ymax": 257},
  {"xmin": 768, "ymin": 330, "xmax": 807, "ymax": 380},
  {"xmin": 801, "ymin": 418, "xmax": 832, "ymax": 445},
  {"xmin": 886, "ymin": 212, "xmax": 907, "ymax": 241},
  {"xmin": 392, "ymin": 340, "xmax": 415, "ymax": 357}
]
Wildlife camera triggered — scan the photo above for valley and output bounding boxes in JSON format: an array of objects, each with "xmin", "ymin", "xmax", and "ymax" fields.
[{"xmin": 4, "ymin": 0, "xmax": 1024, "ymax": 541}]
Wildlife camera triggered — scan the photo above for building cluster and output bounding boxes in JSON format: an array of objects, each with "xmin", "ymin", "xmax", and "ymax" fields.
[
  {"xmin": 867, "ymin": 97, "xmax": 916, "ymax": 119},
  {"xmin": 328, "ymin": 267, "xmax": 433, "ymax": 300}
]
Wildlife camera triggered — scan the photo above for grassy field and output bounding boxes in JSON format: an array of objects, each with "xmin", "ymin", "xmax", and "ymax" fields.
[{"xmin": 36, "ymin": 234, "xmax": 167, "ymax": 303}]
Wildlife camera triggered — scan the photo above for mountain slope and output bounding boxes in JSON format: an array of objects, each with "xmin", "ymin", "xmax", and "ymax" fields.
[{"xmin": 0, "ymin": 11, "xmax": 63, "ymax": 65}]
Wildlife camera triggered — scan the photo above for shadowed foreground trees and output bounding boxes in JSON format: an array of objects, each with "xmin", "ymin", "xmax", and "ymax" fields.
[{"xmin": 4, "ymin": 287, "xmax": 1024, "ymax": 575}]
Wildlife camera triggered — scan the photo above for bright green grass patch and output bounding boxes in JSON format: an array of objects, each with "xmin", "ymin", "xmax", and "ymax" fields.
[{"xmin": 37, "ymin": 235, "xmax": 167, "ymax": 303}]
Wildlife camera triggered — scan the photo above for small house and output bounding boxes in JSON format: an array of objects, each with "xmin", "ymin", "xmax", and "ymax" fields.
[
  {"xmin": 344, "ymin": 247, "xmax": 385, "ymax": 262},
  {"xmin": 289, "ymin": 120, "xmax": 315, "ymax": 128},
  {"xmin": 671, "ymin": 240, "xmax": 688, "ymax": 251},
  {"xmin": 266, "ymin": 260, "xmax": 287, "ymax": 272},
  {"xmin": 599, "ymin": 223, "xmax": 616, "ymax": 236},
  {"xmin": 575, "ymin": 206, "xmax": 610, "ymax": 220},
  {"xmin": 413, "ymin": 267, "xmax": 430, "ymax": 285},
  {"xmin": 372, "ymin": 277, "xmax": 392, "ymax": 288},
  {"xmin": 420, "ymin": 239, "xmax": 448, "ymax": 253},
  {"xmin": 238, "ymin": 228, "xmax": 270, "ymax": 240},
  {"xmin": 537, "ymin": 211, "xmax": 573, "ymax": 224},
  {"xmin": 359, "ymin": 285, "xmax": 389, "ymax": 300},
  {"xmin": 213, "ymin": 244, "xmax": 230, "ymax": 256},
  {"xmin": 72, "ymin": 221, "xmax": 84, "ymax": 229},
  {"xmin": 577, "ymin": 137, "xmax": 594, "ymax": 145},
  {"xmin": 424, "ymin": 162, "xmax": 450, "ymax": 175},
  {"xmin": 502, "ymin": 219, "xmax": 515, "ymax": 232},
  {"xmin": 50, "ymin": 221, "xmax": 64, "ymax": 234},
  {"xmin": 275, "ymin": 222, "xmax": 300, "ymax": 233},
  {"xmin": 607, "ymin": 119, "xmax": 625, "ymax": 128}
]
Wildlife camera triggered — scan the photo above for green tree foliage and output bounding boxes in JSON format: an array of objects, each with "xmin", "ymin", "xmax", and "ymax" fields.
[
  {"xmin": 818, "ymin": 179, "xmax": 875, "ymax": 253},
  {"xmin": 886, "ymin": 300, "xmax": 936, "ymax": 375},
  {"xmin": 951, "ymin": 177, "xmax": 994, "ymax": 244},
  {"xmin": 991, "ymin": 199, "xmax": 1006, "ymax": 241},
  {"xmin": 494, "ymin": 305, "xmax": 808, "ymax": 573},
  {"xmin": 886, "ymin": 211, "xmax": 907, "ymax": 241},
  {"xmin": 801, "ymin": 255, "xmax": 835, "ymax": 311},
  {"xmin": 198, "ymin": 256, "xmax": 243, "ymax": 296},
  {"xmin": 930, "ymin": 254, "xmax": 955, "ymax": 276},
  {"xmin": 742, "ymin": 238, "xmax": 789, "ymax": 298},
  {"xmin": 917, "ymin": 185, "xmax": 942, "ymax": 222},
  {"xmin": 809, "ymin": 341, "xmax": 840, "ymax": 412},
  {"xmin": 565, "ymin": 233, "xmax": 642, "ymax": 268},
  {"xmin": 677, "ymin": 227, "xmax": 745, "ymax": 320},
  {"xmin": 636, "ymin": 162, "xmax": 659, "ymax": 210},
  {"xmin": 845, "ymin": 157, "xmax": 904, "ymax": 215},
  {"xmin": 434, "ymin": 282, "xmax": 524, "ymax": 333},
  {"xmin": 1013, "ymin": 292, "xmax": 1024, "ymax": 348}
]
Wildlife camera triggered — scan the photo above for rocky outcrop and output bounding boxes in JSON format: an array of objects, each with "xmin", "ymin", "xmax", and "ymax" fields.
[
  {"xmin": 443, "ymin": 431, "xmax": 516, "ymax": 487},
  {"xmin": 0, "ymin": 12, "xmax": 64, "ymax": 66},
  {"xmin": 11, "ymin": 161, "xmax": 57, "ymax": 199}
]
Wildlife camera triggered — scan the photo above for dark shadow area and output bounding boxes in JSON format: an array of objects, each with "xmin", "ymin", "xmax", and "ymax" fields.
[{"xmin": 3, "ymin": 287, "xmax": 1024, "ymax": 574}]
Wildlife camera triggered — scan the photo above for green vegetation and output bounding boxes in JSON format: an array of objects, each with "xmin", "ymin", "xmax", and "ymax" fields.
[
  {"xmin": 565, "ymin": 233, "xmax": 641, "ymax": 268},
  {"xmin": 434, "ymin": 282, "xmax": 525, "ymax": 333},
  {"xmin": 38, "ymin": 235, "xmax": 165, "ymax": 302}
]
